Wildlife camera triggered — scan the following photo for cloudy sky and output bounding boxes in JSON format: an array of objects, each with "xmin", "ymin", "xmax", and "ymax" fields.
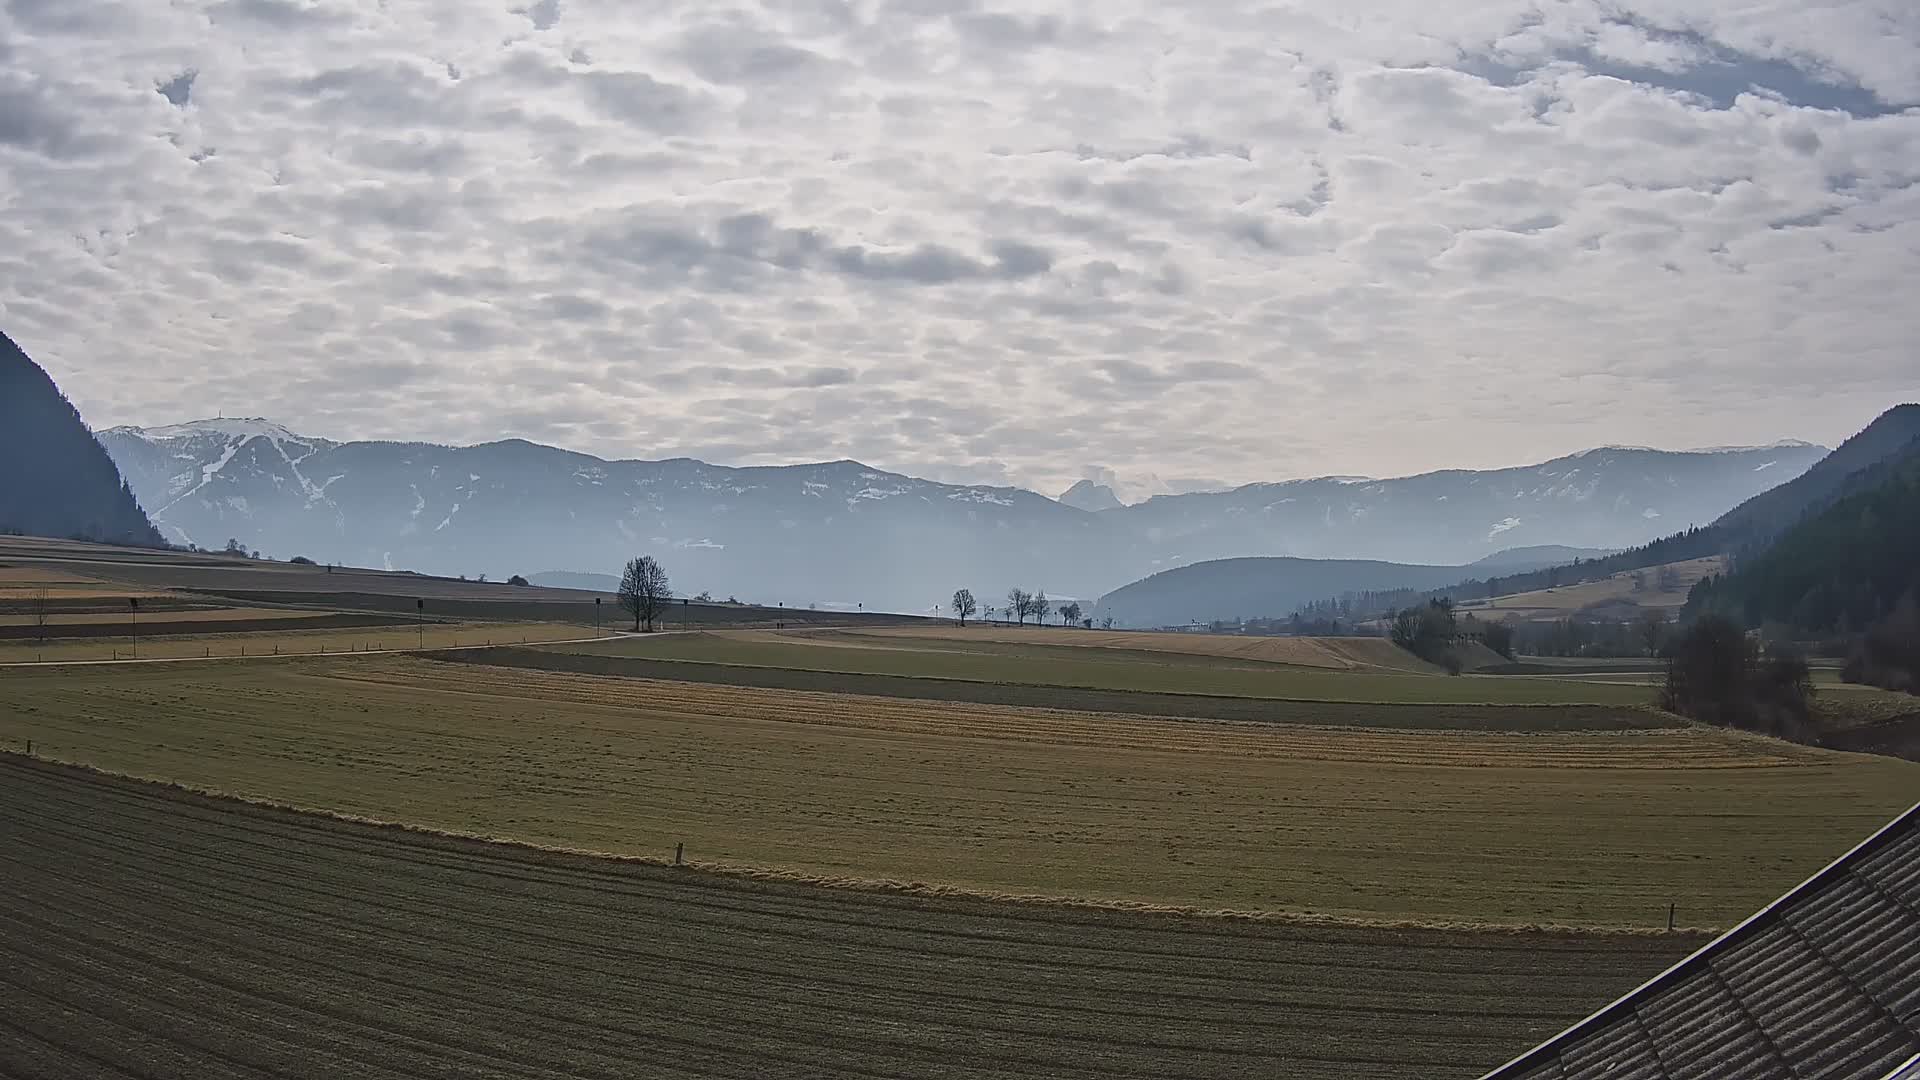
[{"xmin": 2, "ymin": 0, "xmax": 1916, "ymax": 498}]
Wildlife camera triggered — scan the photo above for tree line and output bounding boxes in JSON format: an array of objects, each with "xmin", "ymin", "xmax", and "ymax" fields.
[{"xmin": 950, "ymin": 587, "xmax": 1090, "ymax": 628}]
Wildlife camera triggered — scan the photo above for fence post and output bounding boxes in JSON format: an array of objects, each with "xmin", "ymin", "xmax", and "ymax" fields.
[
  {"xmin": 1667, "ymin": 903, "xmax": 1675, "ymax": 931},
  {"xmin": 675, "ymin": 842, "xmax": 684, "ymax": 866}
]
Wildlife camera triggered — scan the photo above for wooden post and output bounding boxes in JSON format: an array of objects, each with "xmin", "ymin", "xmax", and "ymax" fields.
[
  {"xmin": 24, "ymin": 739, "xmax": 30, "ymax": 756},
  {"xmin": 1667, "ymin": 903, "xmax": 1675, "ymax": 931},
  {"xmin": 675, "ymin": 842, "xmax": 684, "ymax": 866}
]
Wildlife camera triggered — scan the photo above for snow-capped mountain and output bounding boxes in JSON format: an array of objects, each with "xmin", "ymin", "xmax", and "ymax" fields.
[
  {"xmin": 98, "ymin": 420, "xmax": 1132, "ymax": 609},
  {"xmin": 98, "ymin": 420, "xmax": 1828, "ymax": 612}
]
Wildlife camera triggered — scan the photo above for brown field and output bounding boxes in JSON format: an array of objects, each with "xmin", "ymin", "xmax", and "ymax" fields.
[
  {"xmin": 2, "ymin": 655, "xmax": 1912, "ymax": 928},
  {"xmin": 0, "ymin": 622, "xmax": 593, "ymax": 663},
  {"xmin": 0, "ymin": 756, "xmax": 1704, "ymax": 1079},
  {"xmin": 1454, "ymin": 556, "xmax": 1727, "ymax": 621}
]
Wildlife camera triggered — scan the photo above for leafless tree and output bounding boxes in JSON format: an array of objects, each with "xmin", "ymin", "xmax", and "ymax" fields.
[
  {"xmin": 1032, "ymin": 590, "xmax": 1051, "ymax": 626},
  {"xmin": 1639, "ymin": 609, "xmax": 1667, "ymax": 657},
  {"xmin": 951, "ymin": 588, "xmax": 978, "ymax": 627},
  {"xmin": 619, "ymin": 556, "xmax": 672, "ymax": 632},
  {"xmin": 1059, "ymin": 601, "xmax": 1083, "ymax": 627},
  {"xmin": 1007, "ymin": 588, "xmax": 1030, "ymax": 627}
]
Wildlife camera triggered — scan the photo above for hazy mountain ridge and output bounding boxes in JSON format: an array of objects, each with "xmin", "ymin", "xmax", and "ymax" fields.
[
  {"xmin": 1, "ymin": 331, "xmax": 163, "ymax": 548},
  {"xmin": 100, "ymin": 418, "xmax": 1826, "ymax": 612}
]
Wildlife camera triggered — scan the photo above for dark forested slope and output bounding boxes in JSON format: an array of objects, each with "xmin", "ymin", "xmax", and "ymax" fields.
[{"xmin": 0, "ymin": 330, "xmax": 163, "ymax": 546}]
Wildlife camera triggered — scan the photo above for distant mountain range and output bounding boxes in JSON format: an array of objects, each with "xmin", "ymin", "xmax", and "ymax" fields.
[
  {"xmin": 98, "ymin": 418, "xmax": 1827, "ymax": 612},
  {"xmin": 1, "ymin": 332, "xmax": 161, "ymax": 547},
  {"xmin": 1104, "ymin": 404, "xmax": 1918, "ymax": 628}
]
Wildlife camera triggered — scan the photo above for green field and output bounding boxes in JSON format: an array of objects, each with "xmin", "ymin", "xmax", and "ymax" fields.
[
  {"xmin": 0, "ymin": 756, "xmax": 1704, "ymax": 1080},
  {"xmin": 545, "ymin": 630, "xmax": 1658, "ymax": 705},
  {"xmin": 3, "ymin": 655, "xmax": 1911, "ymax": 928}
]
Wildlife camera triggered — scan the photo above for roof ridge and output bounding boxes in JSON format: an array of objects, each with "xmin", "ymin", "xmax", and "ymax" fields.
[{"xmin": 1481, "ymin": 801, "xmax": 1920, "ymax": 1079}]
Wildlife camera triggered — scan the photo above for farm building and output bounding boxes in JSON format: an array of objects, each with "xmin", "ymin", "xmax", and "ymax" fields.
[{"xmin": 1484, "ymin": 802, "xmax": 1920, "ymax": 1080}]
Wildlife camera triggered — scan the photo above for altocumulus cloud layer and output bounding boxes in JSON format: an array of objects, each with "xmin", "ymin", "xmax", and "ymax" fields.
[{"xmin": 2, "ymin": 0, "xmax": 1917, "ymax": 495}]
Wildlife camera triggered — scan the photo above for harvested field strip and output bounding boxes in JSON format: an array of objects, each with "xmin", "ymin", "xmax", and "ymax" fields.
[
  {"xmin": 460, "ymin": 645, "xmax": 1671, "ymax": 729},
  {"xmin": 0, "ymin": 611, "xmax": 405, "ymax": 640},
  {"xmin": 3, "ymin": 657, "xmax": 1913, "ymax": 927},
  {"xmin": 0, "ymin": 621, "xmax": 587, "ymax": 663},
  {"xmin": 0, "ymin": 757, "xmax": 1700, "ymax": 1079},
  {"xmin": 368, "ymin": 661, "xmax": 1766, "ymax": 767},
  {"xmin": 542, "ymin": 632, "xmax": 1657, "ymax": 706},
  {"xmin": 843, "ymin": 627, "xmax": 1450, "ymax": 672}
]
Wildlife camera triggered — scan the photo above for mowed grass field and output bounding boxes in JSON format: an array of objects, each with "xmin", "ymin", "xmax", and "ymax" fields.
[
  {"xmin": 2, "ymin": 655, "xmax": 1912, "ymax": 928},
  {"xmin": 545, "ymin": 629, "xmax": 1657, "ymax": 705},
  {"xmin": 0, "ymin": 757, "xmax": 1705, "ymax": 1080}
]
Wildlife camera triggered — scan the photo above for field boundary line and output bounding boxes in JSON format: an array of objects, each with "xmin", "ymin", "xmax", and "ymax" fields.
[{"xmin": 0, "ymin": 751, "xmax": 1717, "ymax": 938}]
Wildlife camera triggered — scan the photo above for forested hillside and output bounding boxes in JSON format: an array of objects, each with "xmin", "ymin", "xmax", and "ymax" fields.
[
  {"xmin": 1686, "ymin": 440, "xmax": 1919, "ymax": 634},
  {"xmin": 0, "ymin": 331, "xmax": 163, "ymax": 547},
  {"xmin": 1686, "ymin": 440, "xmax": 1920, "ymax": 692}
]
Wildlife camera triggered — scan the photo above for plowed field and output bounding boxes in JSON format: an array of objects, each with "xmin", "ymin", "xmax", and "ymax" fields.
[{"xmin": 0, "ymin": 756, "xmax": 1702, "ymax": 1080}]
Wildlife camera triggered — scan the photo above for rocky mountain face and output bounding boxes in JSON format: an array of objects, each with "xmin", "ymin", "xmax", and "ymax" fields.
[
  {"xmin": 1057, "ymin": 480, "xmax": 1124, "ymax": 513},
  {"xmin": 99, "ymin": 419, "xmax": 1827, "ymax": 613},
  {"xmin": 0, "ymin": 331, "xmax": 162, "ymax": 547}
]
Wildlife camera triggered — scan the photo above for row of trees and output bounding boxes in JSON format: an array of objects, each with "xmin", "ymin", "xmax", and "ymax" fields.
[{"xmin": 950, "ymin": 588, "xmax": 1089, "ymax": 628}]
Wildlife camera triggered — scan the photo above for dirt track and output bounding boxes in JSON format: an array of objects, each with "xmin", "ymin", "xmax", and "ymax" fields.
[{"xmin": 0, "ymin": 755, "xmax": 1698, "ymax": 1079}]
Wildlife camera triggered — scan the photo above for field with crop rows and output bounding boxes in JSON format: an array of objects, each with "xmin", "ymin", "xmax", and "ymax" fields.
[
  {"xmin": 0, "ymin": 756, "xmax": 1708, "ymax": 1080},
  {"xmin": 3, "ymin": 655, "xmax": 1912, "ymax": 927},
  {"xmin": 545, "ymin": 630, "xmax": 1656, "ymax": 705}
]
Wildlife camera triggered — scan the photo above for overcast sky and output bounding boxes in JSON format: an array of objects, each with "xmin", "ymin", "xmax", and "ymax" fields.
[{"xmin": 2, "ymin": 1, "xmax": 1916, "ymax": 499}]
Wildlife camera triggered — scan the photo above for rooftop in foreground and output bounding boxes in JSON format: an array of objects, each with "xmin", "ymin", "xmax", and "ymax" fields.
[{"xmin": 1484, "ymin": 801, "xmax": 1920, "ymax": 1080}]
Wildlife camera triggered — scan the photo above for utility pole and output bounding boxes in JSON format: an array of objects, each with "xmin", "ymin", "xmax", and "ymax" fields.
[
  {"xmin": 129, "ymin": 597, "xmax": 139, "ymax": 659},
  {"xmin": 416, "ymin": 597, "xmax": 424, "ymax": 649},
  {"xmin": 595, "ymin": 596, "xmax": 602, "ymax": 632}
]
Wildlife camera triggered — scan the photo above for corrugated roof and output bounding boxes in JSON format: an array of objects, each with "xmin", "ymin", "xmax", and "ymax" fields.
[{"xmin": 1484, "ymin": 802, "xmax": 1920, "ymax": 1080}]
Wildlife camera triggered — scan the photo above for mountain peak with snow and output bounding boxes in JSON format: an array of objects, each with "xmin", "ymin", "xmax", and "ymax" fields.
[{"xmin": 107, "ymin": 417, "xmax": 317, "ymax": 444}]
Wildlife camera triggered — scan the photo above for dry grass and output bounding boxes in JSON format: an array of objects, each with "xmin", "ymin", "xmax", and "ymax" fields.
[
  {"xmin": 2, "ymin": 655, "xmax": 1911, "ymax": 929},
  {"xmin": 0, "ymin": 621, "xmax": 591, "ymax": 663},
  {"xmin": 1455, "ymin": 556, "xmax": 1727, "ymax": 620},
  {"xmin": 0, "ymin": 605, "xmax": 333, "ymax": 628}
]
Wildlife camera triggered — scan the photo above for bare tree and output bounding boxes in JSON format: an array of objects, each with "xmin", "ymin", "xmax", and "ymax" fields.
[
  {"xmin": 951, "ymin": 588, "xmax": 978, "ymax": 627},
  {"xmin": 1100, "ymin": 615, "xmax": 1115, "ymax": 630},
  {"xmin": 1059, "ymin": 601, "xmax": 1083, "ymax": 627},
  {"xmin": 1007, "ymin": 588, "xmax": 1030, "ymax": 627},
  {"xmin": 30, "ymin": 589, "xmax": 49, "ymax": 643},
  {"xmin": 1638, "ymin": 609, "xmax": 1667, "ymax": 657},
  {"xmin": 618, "ymin": 556, "xmax": 672, "ymax": 632},
  {"xmin": 1032, "ymin": 590, "xmax": 1051, "ymax": 627}
]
